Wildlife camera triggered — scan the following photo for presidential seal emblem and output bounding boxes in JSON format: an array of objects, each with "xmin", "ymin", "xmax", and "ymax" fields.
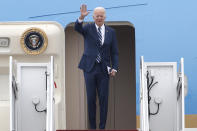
[{"xmin": 20, "ymin": 28, "xmax": 48, "ymax": 55}]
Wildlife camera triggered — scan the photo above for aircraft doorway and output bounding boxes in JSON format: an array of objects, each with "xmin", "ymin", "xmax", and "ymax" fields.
[{"xmin": 65, "ymin": 21, "xmax": 136, "ymax": 130}]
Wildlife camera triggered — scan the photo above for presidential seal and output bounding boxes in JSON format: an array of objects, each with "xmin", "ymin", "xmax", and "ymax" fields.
[{"xmin": 20, "ymin": 28, "xmax": 48, "ymax": 55}]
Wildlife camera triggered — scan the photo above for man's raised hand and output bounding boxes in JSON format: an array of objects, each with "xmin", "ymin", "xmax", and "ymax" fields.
[{"xmin": 80, "ymin": 4, "xmax": 90, "ymax": 20}]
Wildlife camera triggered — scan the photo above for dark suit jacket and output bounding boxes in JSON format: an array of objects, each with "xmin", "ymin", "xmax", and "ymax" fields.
[{"xmin": 75, "ymin": 19, "xmax": 119, "ymax": 73}]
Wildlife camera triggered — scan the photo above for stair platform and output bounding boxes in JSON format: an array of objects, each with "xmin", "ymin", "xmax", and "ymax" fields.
[{"xmin": 56, "ymin": 129, "xmax": 138, "ymax": 131}]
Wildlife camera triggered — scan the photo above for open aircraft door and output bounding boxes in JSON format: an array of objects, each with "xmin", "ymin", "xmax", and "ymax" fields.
[
  {"xmin": 64, "ymin": 22, "xmax": 136, "ymax": 129},
  {"xmin": 140, "ymin": 56, "xmax": 186, "ymax": 131},
  {"xmin": 9, "ymin": 56, "xmax": 55, "ymax": 131}
]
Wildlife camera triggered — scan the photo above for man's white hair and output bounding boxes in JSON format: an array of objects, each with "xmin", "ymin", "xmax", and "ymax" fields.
[{"xmin": 93, "ymin": 7, "xmax": 106, "ymax": 16}]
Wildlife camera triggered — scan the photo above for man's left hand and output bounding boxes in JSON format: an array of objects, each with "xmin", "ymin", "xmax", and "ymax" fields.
[{"xmin": 110, "ymin": 69, "xmax": 117, "ymax": 77}]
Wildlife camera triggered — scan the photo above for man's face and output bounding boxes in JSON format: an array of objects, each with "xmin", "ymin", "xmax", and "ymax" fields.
[{"xmin": 93, "ymin": 10, "xmax": 106, "ymax": 27}]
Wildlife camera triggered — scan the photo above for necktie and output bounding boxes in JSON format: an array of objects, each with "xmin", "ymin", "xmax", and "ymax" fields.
[{"xmin": 96, "ymin": 27, "xmax": 102, "ymax": 63}]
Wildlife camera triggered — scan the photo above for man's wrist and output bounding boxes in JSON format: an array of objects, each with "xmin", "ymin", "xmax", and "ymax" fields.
[
  {"xmin": 78, "ymin": 17, "xmax": 84, "ymax": 23},
  {"xmin": 79, "ymin": 15, "xmax": 85, "ymax": 20}
]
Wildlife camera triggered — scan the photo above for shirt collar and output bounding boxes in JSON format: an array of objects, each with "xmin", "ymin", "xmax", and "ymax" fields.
[{"xmin": 95, "ymin": 24, "xmax": 105, "ymax": 31}]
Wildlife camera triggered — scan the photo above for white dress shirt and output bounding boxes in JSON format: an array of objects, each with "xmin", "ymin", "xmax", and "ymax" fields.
[{"xmin": 95, "ymin": 24, "xmax": 105, "ymax": 45}]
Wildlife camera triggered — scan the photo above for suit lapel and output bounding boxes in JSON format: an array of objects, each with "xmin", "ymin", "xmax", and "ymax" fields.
[
  {"xmin": 104, "ymin": 25, "xmax": 109, "ymax": 45},
  {"xmin": 92, "ymin": 23, "xmax": 99, "ymax": 41},
  {"xmin": 91, "ymin": 23, "xmax": 101, "ymax": 48}
]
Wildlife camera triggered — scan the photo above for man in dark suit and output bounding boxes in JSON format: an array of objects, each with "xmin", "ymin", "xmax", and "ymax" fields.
[{"xmin": 75, "ymin": 4, "xmax": 119, "ymax": 129}]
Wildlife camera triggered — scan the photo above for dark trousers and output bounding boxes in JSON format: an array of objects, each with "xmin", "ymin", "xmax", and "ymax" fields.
[{"xmin": 84, "ymin": 62, "xmax": 109, "ymax": 129}]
